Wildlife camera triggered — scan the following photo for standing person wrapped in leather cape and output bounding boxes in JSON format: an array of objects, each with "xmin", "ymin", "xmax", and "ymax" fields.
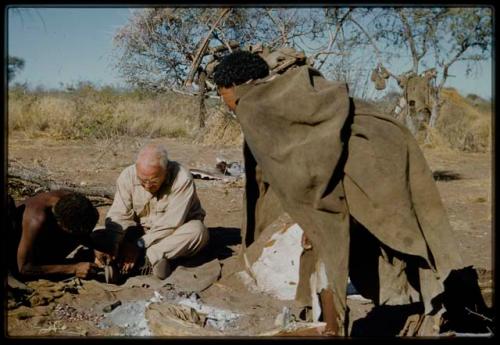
[{"xmin": 213, "ymin": 50, "xmax": 486, "ymax": 336}]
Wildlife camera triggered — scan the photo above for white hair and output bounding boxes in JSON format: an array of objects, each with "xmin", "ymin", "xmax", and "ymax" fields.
[{"xmin": 136, "ymin": 143, "xmax": 169, "ymax": 169}]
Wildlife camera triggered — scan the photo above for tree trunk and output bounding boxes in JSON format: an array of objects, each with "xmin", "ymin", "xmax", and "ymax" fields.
[
  {"xmin": 8, "ymin": 165, "xmax": 115, "ymax": 205},
  {"xmin": 428, "ymin": 88, "xmax": 441, "ymax": 128},
  {"xmin": 197, "ymin": 69, "xmax": 207, "ymax": 129},
  {"xmin": 424, "ymin": 88, "xmax": 442, "ymax": 144},
  {"xmin": 405, "ymin": 112, "xmax": 418, "ymax": 136}
]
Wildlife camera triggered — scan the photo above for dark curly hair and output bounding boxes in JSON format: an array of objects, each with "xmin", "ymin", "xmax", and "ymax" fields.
[
  {"xmin": 213, "ymin": 50, "xmax": 269, "ymax": 88},
  {"xmin": 53, "ymin": 193, "xmax": 99, "ymax": 235}
]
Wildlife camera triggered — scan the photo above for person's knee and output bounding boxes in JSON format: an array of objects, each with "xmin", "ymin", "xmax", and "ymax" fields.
[
  {"xmin": 192, "ymin": 220, "xmax": 209, "ymax": 245},
  {"xmin": 184, "ymin": 220, "xmax": 209, "ymax": 252},
  {"xmin": 184, "ymin": 220, "xmax": 206, "ymax": 237}
]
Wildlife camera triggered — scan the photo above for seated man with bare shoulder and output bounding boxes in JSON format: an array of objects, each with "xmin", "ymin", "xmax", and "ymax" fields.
[
  {"xmin": 9, "ymin": 191, "xmax": 100, "ymax": 281},
  {"xmin": 94, "ymin": 143, "xmax": 208, "ymax": 280}
]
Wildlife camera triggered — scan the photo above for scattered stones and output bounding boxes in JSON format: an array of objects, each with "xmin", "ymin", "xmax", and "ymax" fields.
[{"xmin": 54, "ymin": 303, "xmax": 105, "ymax": 325}]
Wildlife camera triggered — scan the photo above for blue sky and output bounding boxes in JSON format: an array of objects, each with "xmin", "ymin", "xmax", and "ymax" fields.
[
  {"xmin": 7, "ymin": 7, "xmax": 493, "ymax": 99},
  {"xmin": 7, "ymin": 7, "xmax": 132, "ymax": 89}
]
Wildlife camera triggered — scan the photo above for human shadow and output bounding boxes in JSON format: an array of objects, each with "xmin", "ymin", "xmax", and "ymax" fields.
[
  {"xmin": 350, "ymin": 266, "xmax": 494, "ymax": 336},
  {"xmin": 350, "ymin": 303, "xmax": 423, "ymax": 337},
  {"xmin": 174, "ymin": 227, "xmax": 241, "ymax": 268},
  {"xmin": 440, "ymin": 266, "xmax": 494, "ymax": 334}
]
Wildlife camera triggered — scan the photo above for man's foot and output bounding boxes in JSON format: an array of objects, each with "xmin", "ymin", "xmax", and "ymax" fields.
[{"xmin": 153, "ymin": 258, "xmax": 172, "ymax": 280}]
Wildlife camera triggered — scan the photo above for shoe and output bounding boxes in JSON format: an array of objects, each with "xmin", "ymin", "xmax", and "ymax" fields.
[{"xmin": 153, "ymin": 258, "xmax": 171, "ymax": 280}]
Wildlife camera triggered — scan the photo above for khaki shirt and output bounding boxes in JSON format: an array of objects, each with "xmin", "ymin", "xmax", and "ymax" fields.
[{"xmin": 106, "ymin": 161, "xmax": 205, "ymax": 248}]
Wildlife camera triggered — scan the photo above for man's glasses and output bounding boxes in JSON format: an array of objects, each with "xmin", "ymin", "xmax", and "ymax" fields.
[{"xmin": 138, "ymin": 177, "xmax": 162, "ymax": 186}]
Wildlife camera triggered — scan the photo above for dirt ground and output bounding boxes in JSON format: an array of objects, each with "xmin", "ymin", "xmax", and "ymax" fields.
[{"xmin": 6, "ymin": 132, "xmax": 493, "ymax": 337}]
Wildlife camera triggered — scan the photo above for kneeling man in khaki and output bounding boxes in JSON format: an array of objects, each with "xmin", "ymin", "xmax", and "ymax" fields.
[{"xmin": 95, "ymin": 143, "xmax": 208, "ymax": 280}]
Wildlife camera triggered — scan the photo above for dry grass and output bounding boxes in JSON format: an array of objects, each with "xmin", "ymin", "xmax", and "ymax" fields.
[
  {"xmin": 420, "ymin": 126, "xmax": 456, "ymax": 152},
  {"xmin": 195, "ymin": 105, "xmax": 243, "ymax": 147},
  {"xmin": 7, "ymin": 88, "xmax": 200, "ymax": 140},
  {"xmin": 435, "ymin": 88, "xmax": 491, "ymax": 152},
  {"xmin": 8, "ymin": 86, "xmax": 490, "ymax": 152}
]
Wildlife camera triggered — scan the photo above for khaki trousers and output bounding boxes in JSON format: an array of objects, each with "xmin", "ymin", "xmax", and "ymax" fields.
[{"xmin": 145, "ymin": 220, "xmax": 209, "ymax": 266}]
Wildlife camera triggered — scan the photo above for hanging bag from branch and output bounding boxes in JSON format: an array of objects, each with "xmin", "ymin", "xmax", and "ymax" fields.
[
  {"xmin": 375, "ymin": 77, "xmax": 386, "ymax": 90},
  {"xmin": 371, "ymin": 66, "xmax": 387, "ymax": 90},
  {"xmin": 380, "ymin": 66, "xmax": 390, "ymax": 79}
]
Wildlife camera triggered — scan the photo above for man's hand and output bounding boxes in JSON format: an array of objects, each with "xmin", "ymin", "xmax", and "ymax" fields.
[
  {"xmin": 94, "ymin": 249, "xmax": 115, "ymax": 267},
  {"xmin": 74, "ymin": 262, "xmax": 99, "ymax": 279},
  {"xmin": 117, "ymin": 241, "xmax": 142, "ymax": 275}
]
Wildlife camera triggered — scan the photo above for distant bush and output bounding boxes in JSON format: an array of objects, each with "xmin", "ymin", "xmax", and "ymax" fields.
[
  {"xmin": 464, "ymin": 93, "xmax": 492, "ymax": 114},
  {"xmin": 365, "ymin": 88, "xmax": 491, "ymax": 153}
]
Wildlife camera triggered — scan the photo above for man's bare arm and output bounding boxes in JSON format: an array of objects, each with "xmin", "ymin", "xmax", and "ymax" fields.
[
  {"xmin": 17, "ymin": 207, "xmax": 97, "ymax": 278},
  {"xmin": 19, "ymin": 262, "xmax": 98, "ymax": 278}
]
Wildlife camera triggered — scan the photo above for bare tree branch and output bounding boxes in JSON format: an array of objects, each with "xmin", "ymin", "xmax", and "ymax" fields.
[
  {"xmin": 397, "ymin": 8, "xmax": 420, "ymax": 74},
  {"xmin": 349, "ymin": 14, "xmax": 382, "ymax": 64},
  {"xmin": 438, "ymin": 44, "xmax": 468, "ymax": 90},
  {"xmin": 265, "ymin": 9, "xmax": 288, "ymax": 46},
  {"xmin": 8, "ymin": 164, "xmax": 115, "ymax": 201},
  {"xmin": 184, "ymin": 8, "xmax": 232, "ymax": 87},
  {"xmin": 316, "ymin": 8, "xmax": 353, "ymax": 70}
]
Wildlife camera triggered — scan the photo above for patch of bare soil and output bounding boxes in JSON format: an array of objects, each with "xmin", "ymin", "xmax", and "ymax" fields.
[
  {"xmin": 6, "ymin": 133, "xmax": 493, "ymax": 337},
  {"xmin": 422, "ymin": 147, "xmax": 492, "ymax": 272}
]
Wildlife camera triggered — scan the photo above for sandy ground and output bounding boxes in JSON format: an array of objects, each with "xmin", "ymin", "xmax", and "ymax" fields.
[{"xmin": 6, "ymin": 132, "xmax": 493, "ymax": 337}]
